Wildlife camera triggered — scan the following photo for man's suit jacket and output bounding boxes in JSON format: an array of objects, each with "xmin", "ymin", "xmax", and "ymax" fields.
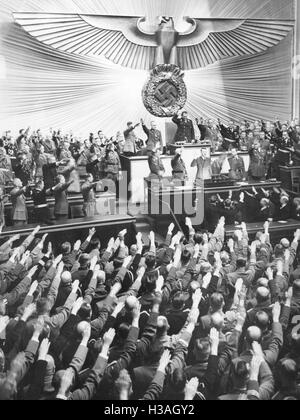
[
  {"xmin": 142, "ymin": 125, "xmax": 162, "ymax": 152},
  {"xmin": 172, "ymin": 116, "xmax": 195, "ymax": 143},
  {"xmin": 228, "ymin": 156, "xmax": 246, "ymax": 181},
  {"xmin": 191, "ymin": 157, "xmax": 212, "ymax": 180}
]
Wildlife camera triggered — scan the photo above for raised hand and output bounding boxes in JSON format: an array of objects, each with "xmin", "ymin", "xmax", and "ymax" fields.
[
  {"xmin": 33, "ymin": 316, "xmax": 45, "ymax": 337},
  {"xmin": 158, "ymin": 349, "xmax": 171, "ymax": 372},
  {"xmin": 137, "ymin": 266, "xmax": 146, "ymax": 278},
  {"xmin": 27, "ymin": 265, "xmax": 38, "ymax": 279},
  {"xmin": 132, "ymin": 302, "xmax": 141, "ymax": 321},
  {"xmin": 156, "ymin": 275, "xmax": 164, "ymax": 293},
  {"xmin": 89, "ymin": 228, "xmax": 96, "ymax": 238},
  {"xmin": 184, "ymin": 378, "xmax": 199, "ymax": 401},
  {"xmin": 272, "ymin": 301, "xmax": 281, "ymax": 323},
  {"xmin": 192, "ymin": 288, "xmax": 202, "ymax": 307},
  {"xmin": 22, "ymin": 303, "xmax": 36, "ymax": 321},
  {"xmin": 32, "ymin": 225, "xmax": 41, "ymax": 236},
  {"xmin": 113, "ymin": 301, "xmax": 125, "ymax": 317},
  {"xmin": 28, "ymin": 281, "xmax": 39, "ymax": 297},
  {"xmin": 103, "ymin": 328, "xmax": 116, "ymax": 348},
  {"xmin": 90, "ymin": 255, "xmax": 98, "ymax": 271},
  {"xmin": 210, "ymin": 327, "xmax": 220, "ymax": 355},
  {"xmin": 72, "ymin": 297, "xmax": 84, "ymax": 315},
  {"xmin": 107, "ymin": 237, "xmax": 115, "ymax": 251},
  {"xmin": 20, "ymin": 250, "xmax": 31, "ymax": 265},
  {"xmin": 38, "ymin": 338, "xmax": 50, "ymax": 360},
  {"xmin": 0, "ymin": 316, "xmax": 10, "ymax": 334},
  {"xmin": 168, "ymin": 223, "xmax": 175, "ymax": 234},
  {"xmin": 73, "ymin": 240, "xmax": 81, "ymax": 252},
  {"xmin": 71, "ymin": 280, "xmax": 80, "ymax": 295},
  {"xmin": 122, "ymin": 256, "xmax": 132, "ymax": 268},
  {"xmin": 52, "ymin": 254, "xmax": 63, "ymax": 268},
  {"xmin": 188, "ymin": 307, "xmax": 200, "ymax": 325},
  {"xmin": 119, "ymin": 229, "xmax": 127, "ymax": 238}
]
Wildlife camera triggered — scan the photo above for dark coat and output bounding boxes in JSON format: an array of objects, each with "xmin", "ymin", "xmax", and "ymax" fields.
[{"xmin": 172, "ymin": 116, "xmax": 195, "ymax": 143}]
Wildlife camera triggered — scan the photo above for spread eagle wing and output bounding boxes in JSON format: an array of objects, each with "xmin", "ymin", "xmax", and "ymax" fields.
[
  {"xmin": 13, "ymin": 12, "xmax": 157, "ymax": 70},
  {"xmin": 176, "ymin": 19, "xmax": 294, "ymax": 69}
]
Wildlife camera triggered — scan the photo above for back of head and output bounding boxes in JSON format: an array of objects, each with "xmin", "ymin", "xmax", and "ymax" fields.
[
  {"xmin": 79, "ymin": 253, "xmax": 90, "ymax": 268},
  {"xmin": 231, "ymin": 359, "xmax": 250, "ymax": 386},
  {"xmin": 211, "ymin": 312, "xmax": 224, "ymax": 330},
  {"xmin": 210, "ymin": 293, "xmax": 225, "ymax": 313},
  {"xmin": 277, "ymin": 359, "xmax": 298, "ymax": 385},
  {"xmin": 172, "ymin": 292, "xmax": 185, "ymax": 310},
  {"xmin": 61, "ymin": 242, "xmax": 71, "ymax": 255},
  {"xmin": 255, "ymin": 311, "xmax": 270, "ymax": 332},
  {"xmin": 36, "ymin": 298, "xmax": 51, "ymax": 316},
  {"xmin": 61, "ymin": 271, "xmax": 72, "ymax": 286},
  {"xmin": 145, "ymin": 253, "xmax": 156, "ymax": 270},
  {"xmin": 181, "ymin": 249, "xmax": 192, "ymax": 266},
  {"xmin": 90, "ymin": 237, "xmax": 101, "ymax": 250},
  {"xmin": 293, "ymin": 279, "xmax": 300, "ymax": 294},
  {"xmin": 157, "ymin": 316, "xmax": 169, "ymax": 336},
  {"xmin": 246, "ymin": 326, "xmax": 262, "ymax": 344},
  {"xmin": 194, "ymin": 233, "xmax": 204, "ymax": 245},
  {"xmin": 77, "ymin": 303, "xmax": 92, "ymax": 320},
  {"xmin": 237, "ymin": 258, "xmax": 247, "ymax": 269},
  {"xmin": 117, "ymin": 323, "xmax": 131, "ymax": 341},
  {"xmin": 256, "ymin": 287, "xmax": 270, "ymax": 304},
  {"xmin": 143, "ymin": 271, "xmax": 158, "ymax": 293}
]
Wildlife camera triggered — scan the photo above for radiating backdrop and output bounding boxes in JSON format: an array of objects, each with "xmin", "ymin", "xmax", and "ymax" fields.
[{"xmin": 0, "ymin": 0, "xmax": 296, "ymax": 137}]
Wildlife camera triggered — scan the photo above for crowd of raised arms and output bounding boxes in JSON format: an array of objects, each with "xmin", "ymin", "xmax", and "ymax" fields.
[{"xmin": 0, "ymin": 217, "xmax": 299, "ymax": 400}]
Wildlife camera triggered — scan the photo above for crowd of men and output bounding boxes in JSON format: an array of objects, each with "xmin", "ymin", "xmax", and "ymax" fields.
[
  {"xmin": 0, "ymin": 115, "xmax": 299, "ymax": 227},
  {"xmin": 0, "ymin": 216, "xmax": 299, "ymax": 400}
]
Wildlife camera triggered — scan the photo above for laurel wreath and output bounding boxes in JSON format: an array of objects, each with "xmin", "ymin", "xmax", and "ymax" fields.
[{"xmin": 142, "ymin": 65, "xmax": 187, "ymax": 118}]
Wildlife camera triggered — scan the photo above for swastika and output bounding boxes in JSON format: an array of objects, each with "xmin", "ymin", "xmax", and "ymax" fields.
[{"xmin": 154, "ymin": 81, "xmax": 178, "ymax": 107}]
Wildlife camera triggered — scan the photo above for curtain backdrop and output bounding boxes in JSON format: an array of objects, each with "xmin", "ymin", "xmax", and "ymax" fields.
[{"xmin": 0, "ymin": 0, "xmax": 295, "ymax": 136}]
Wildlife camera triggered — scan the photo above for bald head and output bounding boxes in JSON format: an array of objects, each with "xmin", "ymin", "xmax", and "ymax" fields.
[
  {"xmin": 257, "ymin": 278, "xmax": 269, "ymax": 289},
  {"xmin": 77, "ymin": 321, "xmax": 90, "ymax": 335},
  {"xmin": 246, "ymin": 326, "xmax": 262, "ymax": 344},
  {"xmin": 211, "ymin": 312, "xmax": 224, "ymax": 330},
  {"xmin": 255, "ymin": 311, "xmax": 270, "ymax": 331},
  {"xmin": 126, "ymin": 296, "xmax": 138, "ymax": 310},
  {"xmin": 256, "ymin": 287, "xmax": 270, "ymax": 303},
  {"xmin": 61, "ymin": 271, "xmax": 72, "ymax": 285}
]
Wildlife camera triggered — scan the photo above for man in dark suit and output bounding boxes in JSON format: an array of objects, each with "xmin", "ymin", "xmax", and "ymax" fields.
[
  {"xmin": 141, "ymin": 119, "xmax": 163, "ymax": 154},
  {"xmin": 171, "ymin": 147, "xmax": 187, "ymax": 181},
  {"xmin": 228, "ymin": 148, "xmax": 246, "ymax": 181},
  {"xmin": 172, "ymin": 111, "xmax": 195, "ymax": 143},
  {"xmin": 191, "ymin": 148, "xmax": 212, "ymax": 184},
  {"xmin": 148, "ymin": 146, "xmax": 165, "ymax": 180}
]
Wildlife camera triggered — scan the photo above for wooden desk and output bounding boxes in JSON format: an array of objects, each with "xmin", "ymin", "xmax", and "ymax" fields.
[{"xmin": 121, "ymin": 150, "xmax": 250, "ymax": 203}]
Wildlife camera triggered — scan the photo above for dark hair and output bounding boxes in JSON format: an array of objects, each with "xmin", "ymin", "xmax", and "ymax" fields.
[
  {"xmin": 181, "ymin": 249, "xmax": 191, "ymax": 266},
  {"xmin": 194, "ymin": 233, "xmax": 203, "ymax": 245},
  {"xmin": 78, "ymin": 303, "xmax": 92, "ymax": 321},
  {"xmin": 90, "ymin": 237, "xmax": 101, "ymax": 250},
  {"xmin": 233, "ymin": 360, "xmax": 249, "ymax": 380},
  {"xmin": 172, "ymin": 292, "xmax": 185, "ymax": 310},
  {"xmin": 117, "ymin": 323, "xmax": 130, "ymax": 340},
  {"xmin": 145, "ymin": 254, "xmax": 156, "ymax": 270},
  {"xmin": 237, "ymin": 258, "xmax": 247, "ymax": 269},
  {"xmin": 171, "ymin": 368, "xmax": 187, "ymax": 393},
  {"xmin": 210, "ymin": 293, "xmax": 224, "ymax": 312},
  {"xmin": 143, "ymin": 271, "xmax": 158, "ymax": 293},
  {"xmin": 255, "ymin": 311, "xmax": 270, "ymax": 331},
  {"xmin": 293, "ymin": 279, "xmax": 300, "ymax": 293}
]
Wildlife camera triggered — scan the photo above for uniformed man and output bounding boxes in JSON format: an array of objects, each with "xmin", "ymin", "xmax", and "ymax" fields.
[
  {"xmin": 81, "ymin": 173, "xmax": 100, "ymax": 218},
  {"xmin": 171, "ymin": 147, "xmax": 187, "ymax": 181},
  {"xmin": 148, "ymin": 145, "xmax": 165, "ymax": 180},
  {"xmin": 191, "ymin": 148, "xmax": 212, "ymax": 184},
  {"xmin": 248, "ymin": 141, "xmax": 267, "ymax": 182},
  {"xmin": 123, "ymin": 122, "xmax": 140, "ymax": 156},
  {"xmin": 172, "ymin": 111, "xmax": 195, "ymax": 144},
  {"xmin": 141, "ymin": 119, "xmax": 163, "ymax": 154},
  {"xmin": 227, "ymin": 148, "xmax": 246, "ymax": 181}
]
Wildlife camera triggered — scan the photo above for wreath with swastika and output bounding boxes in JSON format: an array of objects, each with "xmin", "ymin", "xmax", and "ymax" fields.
[{"xmin": 142, "ymin": 64, "xmax": 187, "ymax": 118}]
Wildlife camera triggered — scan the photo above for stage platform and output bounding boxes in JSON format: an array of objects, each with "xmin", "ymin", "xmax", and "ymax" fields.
[{"xmin": 1, "ymin": 214, "xmax": 137, "ymax": 249}]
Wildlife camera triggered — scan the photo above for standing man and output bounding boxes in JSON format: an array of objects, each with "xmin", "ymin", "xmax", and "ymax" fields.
[
  {"xmin": 248, "ymin": 141, "xmax": 267, "ymax": 182},
  {"xmin": 81, "ymin": 174, "xmax": 100, "ymax": 218},
  {"xmin": 171, "ymin": 147, "xmax": 187, "ymax": 181},
  {"xmin": 191, "ymin": 148, "xmax": 212, "ymax": 184},
  {"xmin": 123, "ymin": 122, "xmax": 140, "ymax": 157},
  {"xmin": 148, "ymin": 145, "xmax": 165, "ymax": 180},
  {"xmin": 172, "ymin": 111, "xmax": 195, "ymax": 144},
  {"xmin": 228, "ymin": 148, "xmax": 246, "ymax": 181},
  {"xmin": 141, "ymin": 119, "xmax": 163, "ymax": 154}
]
